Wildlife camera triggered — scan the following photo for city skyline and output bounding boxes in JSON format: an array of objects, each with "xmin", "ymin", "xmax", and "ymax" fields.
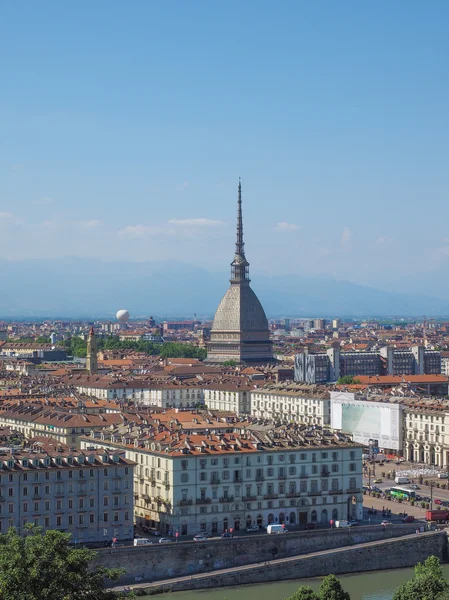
[{"xmin": 1, "ymin": 1, "xmax": 449, "ymax": 297}]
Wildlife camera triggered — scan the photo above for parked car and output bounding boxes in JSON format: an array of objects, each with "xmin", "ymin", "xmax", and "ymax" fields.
[
  {"xmin": 305, "ymin": 523, "xmax": 318, "ymax": 530},
  {"xmin": 434, "ymin": 499, "xmax": 443, "ymax": 505},
  {"xmin": 221, "ymin": 532, "xmax": 232, "ymax": 538},
  {"xmin": 402, "ymin": 516, "xmax": 415, "ymax": 523},
  {"xmin": 193, "ymin": 534, "xmax": 208, "ymax": 542},
  {"xmin": 438, "ymin": 472, "xmax": 449, "ymax": 479},
  {"xmin": 373, "ymin": 478, "xmax": 383, "ymax": 483},
  {"xmin": 408, "ymin": 484, "xmax": 420, "ymax": 489},
  {"xmin": 381, "ymin": 521, "xmax": 393, "ymax": 526},
  {"xmin": 158, "ymin": 537, "xmax": 171, "ymax": 543},
  {"xmin": 349, "ymin": 519, "xmax": 358, "ymax": 526},
  {"xmin": 246, "ymin": 525, "xmax": 260, "ymax": 533}
]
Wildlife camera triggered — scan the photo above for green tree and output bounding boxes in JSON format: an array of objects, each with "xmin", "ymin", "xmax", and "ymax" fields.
[
  {"xmin": 0, "ymin": 526, "xmax": 128, "ymax": 600},
  {"xmin": 393, "ymin": 556, "xmax": 449, "ymax": 600},
  {"xmin": 337, "ymin": 376, "xmax": 361, "ymax": 385},
  {"xmin": 285, "ymin": 586, "xmax": 320, "ymax": 600},
  {"xmin": 223, "ymin": 360, "xmax": 238, "ymax": 367},
  {"xmin": 319, "ymin": 574, "xmax": 351, "ymax": 600}
]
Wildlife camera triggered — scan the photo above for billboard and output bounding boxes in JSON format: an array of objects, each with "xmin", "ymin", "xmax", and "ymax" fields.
[{"xmin": 330, "ymin": 392, "xmax": 403, "ymax": 451}]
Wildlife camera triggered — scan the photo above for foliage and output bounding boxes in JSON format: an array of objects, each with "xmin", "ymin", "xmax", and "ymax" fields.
[
  {"xmin": 286, "ymin": 575, "xmax": 350, "ymax": 600},
  {"xmin": 393, "ymin": 556, "xmax": 449, "ymax": 600},
  {"xmin": 0, "ymin": 526, "xmax": 128, "ymax": 599},
  {"xmin": 63, "ymin": 335, "xmax": 206, "ymax": 360},
  {"xmin": 337, "ymin": 376, "xmax": 361, "ymax": 385},
  {"xmin": 319, "ymin": 574, "xmax": 351, "ymax": 600},
  {"xmin": 286, "ymin": 586, "xmax": 320, "ymax": 600},
  {"xmin": 223, "ymin": 360, "xmax": 238, "ymax": 367}
]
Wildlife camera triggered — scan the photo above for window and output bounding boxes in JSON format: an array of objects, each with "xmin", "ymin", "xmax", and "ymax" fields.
[
  {"xmin": 103, "ymin": 497, "xmax": 109, "ymax": 506},
  {"xmin": 103, "ymin": 512, "xmax": 108, "ymax": 523},
  {"xmin": 23, "ymin": 487, "xmax": 28, "ymax": 496},
  {"xmin": 350, "ymin": 450, "xmax": 356, "ymax": 460},
  {"xmin": 332, "ymin": 464, "xmax": 339, "ymax": 473},
  {"xmin": 68, "ymin": 515, "xmax": 73, "ymax": 525},
  {"xmin": 349, "ymin": 463, "xmax": 356, "ymax": 472},
  {"xmin": 181, "ymin": 473, "xmax": 188, "ymax": 483},
  {"xmin": 56, "ymin": 516, "xmax": 61, "ymax": 527}
]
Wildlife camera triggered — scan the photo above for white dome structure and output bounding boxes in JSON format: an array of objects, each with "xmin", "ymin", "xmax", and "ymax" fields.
[{"xmin": 116, "ymin": 309, "xmax": 130, "ymax": 323}]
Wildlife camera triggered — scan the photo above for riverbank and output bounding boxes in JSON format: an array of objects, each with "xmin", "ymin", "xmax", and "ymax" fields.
[{"xmin": 112, "ymin": 530, "xmax": 447, "ymax": 596}]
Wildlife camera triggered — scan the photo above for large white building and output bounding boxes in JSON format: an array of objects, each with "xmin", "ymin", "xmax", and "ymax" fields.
[
  {"xmin": 250, "ymin": 384, "xmax": 331, "ymax": 426},
  {"xmin": 82, "ymin": 422, "xmax": 363, "ymax": 536}
]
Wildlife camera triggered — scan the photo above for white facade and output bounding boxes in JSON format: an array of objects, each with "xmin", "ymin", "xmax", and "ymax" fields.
[
  {"xmin": 250, "ymin": 389, "xmax": 330, "ymax": 426},
  {"xmin": 82, "ymin": 432, "xmax": 363, "ymax": 536}
]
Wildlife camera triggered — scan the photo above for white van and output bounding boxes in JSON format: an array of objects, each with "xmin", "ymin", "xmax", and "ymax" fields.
[
  {"xmin": 395, "ymin": 476, "xmax": 411, "ymax": 484},
  {"xmin": 335, "ymin": 520, "xmax": 351, "ymax": 528},
  {"xmin": 266, "ymin": 524, "xmax": 287, "ymax": 534},
  {"xmin": 134, "ymin": 538, "xmax": 153, "ymax": 546}
]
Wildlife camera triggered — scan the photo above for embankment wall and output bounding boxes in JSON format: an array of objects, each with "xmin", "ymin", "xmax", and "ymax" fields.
[
  {"xmin": 145, "ymin": 531, "xmax": 448, "ymax": 593},
  {"xmin": 96, "ymin": 524, "xmax": 419, "ymax": 584}
]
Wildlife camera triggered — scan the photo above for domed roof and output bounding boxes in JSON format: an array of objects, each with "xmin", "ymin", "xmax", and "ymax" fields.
[{"xmin": 211, "ymin": 283, "xmax": 268, "ymax": 332}]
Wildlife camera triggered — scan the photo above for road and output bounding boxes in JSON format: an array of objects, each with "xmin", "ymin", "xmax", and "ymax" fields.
[{"xmin": 111, "ymin": 529, "xmax": 441, "ymax": 594}]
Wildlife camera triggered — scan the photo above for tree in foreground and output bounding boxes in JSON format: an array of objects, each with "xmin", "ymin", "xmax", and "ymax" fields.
[
  {"xmin": 286, "ymin": 586, "xmax": 320, "ymax": 600},
  {"xmin": 393, "ymin": 555, "xmax": 449, "ymax": 600},
  {"xmin": 0, "ymin": 526, "xmax": 128, "ymax": 600},
  {"xmin": 319, "ymin": 574, "xmax": 351, "ymax": 600},
  {"xmin": 286, "ymin": 574, "xmax": 350, "ymax": 600}
]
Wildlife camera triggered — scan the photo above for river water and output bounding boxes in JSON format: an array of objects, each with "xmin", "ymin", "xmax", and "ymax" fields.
[{"xmin": 153, "ymin": 565, "xmax": 449, "ymax": 600}]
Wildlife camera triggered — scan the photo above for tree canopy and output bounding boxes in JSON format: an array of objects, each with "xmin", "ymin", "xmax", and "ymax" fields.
[
  {"xmin": 286, "ymin": 574, "xmax": 350, "ymax": 600},
  {"xmin": 62, "ymin": 335, "xmax": 206, "ymax": 360},
  {"xmin": 337, "ymin": 376, "xmax": 361, "ymax": 385},
  {"xmin": 393, "ymin": 556, "xmax": 449, "ymax": 600},
  {"xmin": 0, "ymin": 526, "xmax": 128, "ymax": 600}
]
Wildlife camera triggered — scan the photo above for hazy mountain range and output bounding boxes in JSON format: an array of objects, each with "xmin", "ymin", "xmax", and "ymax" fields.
[{"xmin": 0, "ymin": 258, "xmax": 448, "ymax": 319}]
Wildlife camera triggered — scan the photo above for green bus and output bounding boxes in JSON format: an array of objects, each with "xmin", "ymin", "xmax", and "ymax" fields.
[{"xmin": 389, "ymin": 486, "xmax": 416, "ymax": 500}]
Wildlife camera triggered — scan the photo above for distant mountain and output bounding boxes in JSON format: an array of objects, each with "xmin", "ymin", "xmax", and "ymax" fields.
[{"xmin": 0, "ymin": 258, "xmax": 447, "ymax": 318}]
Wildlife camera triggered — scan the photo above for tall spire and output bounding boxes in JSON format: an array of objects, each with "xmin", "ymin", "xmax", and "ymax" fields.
[
  {"xmin": 235, "ymin": 178, "xmax": 244, "ymax": 258},
  {"xmin": 230, "ymin": 179, "xmax": 250, "ymax": 283}
]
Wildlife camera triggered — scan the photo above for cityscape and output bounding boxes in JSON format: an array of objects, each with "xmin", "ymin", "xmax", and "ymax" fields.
[{"xmin": 2, "ymin": 2, "xmax": 449, "ymax": 600}]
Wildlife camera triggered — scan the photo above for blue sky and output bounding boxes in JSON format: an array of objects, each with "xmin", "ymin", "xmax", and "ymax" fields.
[{"xmin": 1, "ymin": 0, "xmax": 449, "ymax": 290}]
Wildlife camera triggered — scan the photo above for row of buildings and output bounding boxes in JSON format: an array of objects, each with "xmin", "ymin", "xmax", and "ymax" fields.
[{"xmin": 294, "ymin": 345, "xmax": 443, "ymax": 384}]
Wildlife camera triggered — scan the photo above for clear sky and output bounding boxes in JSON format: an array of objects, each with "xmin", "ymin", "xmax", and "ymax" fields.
[{"xmin": 1, "ymin": 0, "xmax": 449, "ymax": 290}]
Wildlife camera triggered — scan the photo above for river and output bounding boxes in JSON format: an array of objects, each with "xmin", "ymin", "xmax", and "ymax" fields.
[{"xmin": 146, "ymin": 565, "xmax": 449, "ymax": 600}]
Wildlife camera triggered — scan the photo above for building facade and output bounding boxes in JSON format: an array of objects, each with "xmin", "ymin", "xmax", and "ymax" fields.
[
  {"xmin": 250, "ymin": 385, "xmax": 331, "ymax": 426},
  {"xmin": 0, "ymin": 445, "xmax": 134, "ymax": 543},
  {"xmin": 82, "ymin": 426, "xmax": 363, "ymax": 536}
]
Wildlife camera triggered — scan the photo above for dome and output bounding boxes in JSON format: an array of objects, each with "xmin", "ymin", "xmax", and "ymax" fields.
[
  {"xmin": 116, "ymin": 309, "xmax": 130, "ymax": 323},
  {"xmin": 211, "ymin": 283, "xmax": 268, "ymax": 332}
]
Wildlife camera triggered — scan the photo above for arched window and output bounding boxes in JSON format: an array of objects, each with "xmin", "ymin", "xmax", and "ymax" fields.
[
  {"xmin": 321, "ymin": 509, "xmax": 328, "ymax": 524},
  {"xmin": 279, "ymin": 512, "xmax": 285, "ymax": 524},
  {"xmin": 311, "ymin": 510, "xmax": 317, "ymax": 523},
  {"xmin": 289, "ymin": 511, "xmax": 296, "ymax": 524},
  {"xmin": 332, "ymin": 508, "xmax": 338, "ymax": 520},
  {"xmin": 268, "ymin": 513, "xmax": 274, "ymax": 524}
]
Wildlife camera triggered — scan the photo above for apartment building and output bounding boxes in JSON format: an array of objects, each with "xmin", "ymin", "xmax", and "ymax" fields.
[
  {"xmin": 0, "ymin": 406, "xmax": 124, "ymax": 448},
  {"xmin": 295, "ymin": 345, "xmax": 442, "ymax": 384},
  {"xmin": 404, "ymin": 403, "xmax": 449, "ymax": 467},
  {"xmin": 250, "ymin": 384, "xmax": 331, "ymax": 426},
  {"xmin": 0, "ymin": 444, "xmax": 134, "ymax": 543},
  {"xmin": 82, "ymin": 424, "xmax": 363, "ymax": 536}
]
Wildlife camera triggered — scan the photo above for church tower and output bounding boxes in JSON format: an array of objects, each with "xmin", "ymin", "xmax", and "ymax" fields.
[
  {"xmin": 206, "ymin": 181, "xmax": 273, "ymax": 364},
  {"xmin": 86, "ymin": 326, "xmax": 98, "ymax": 375}
]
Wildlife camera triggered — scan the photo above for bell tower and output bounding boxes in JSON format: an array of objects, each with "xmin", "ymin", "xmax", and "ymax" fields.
[{"xmin": 86, "ymin": 326, "xmax": 98, "ymax": 375}]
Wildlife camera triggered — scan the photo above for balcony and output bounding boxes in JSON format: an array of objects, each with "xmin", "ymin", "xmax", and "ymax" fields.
[
  {"xmin": 263, "ymin": 493, "xmax": 278, "ymax": 500},
  {"xmin": 277, "ymin": 474, "xmax": 287, "ymax": 480},
  {"xmin": 320, "ymin": 472, "xmax": 330, "ymax": 478},
  {"xmin": 286, "ymin": 491, "xmax": 301, "ymax": 498},
  {"xmin": 113, "ymin": 475, "xmax": 122, "ymax": 480},
  {"xmin": 177, "ymin": 499, "xmax": 193, "ymax": 506},
  {"xmin": 255, "ymin": 475, "xmax": 265, "ymax": 482},
  {"xmin": 233, "ymin": 478, "xmax": 242, "ymax": 484},
  {"xmin": 210, "ymin": 478, "xmax": 221, "ymax": 485},
  {"xmin": 219, "ymin": 495, "xmax": 234, "ymax": 503},
  {"xmin": 299, "ymin": 474, "xmax": 308, "ymax": 479},
  {"xmin": 242, "ymin": 495, "xmax": 257, "ymax": 502},
  {"xmin": 331, "ymin": 489, "xmax": 343, "ymax": 495},
  {"xmin": 346, "ymin": 488, "xmax": 361, "ymax": 494},
  {"xmin": 309, "ymin": 491, "xmax": 322, "ymax": 496},
  {"xmin": 196, "ymin": 498, "xmax": 212, "ymax": 505}
]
